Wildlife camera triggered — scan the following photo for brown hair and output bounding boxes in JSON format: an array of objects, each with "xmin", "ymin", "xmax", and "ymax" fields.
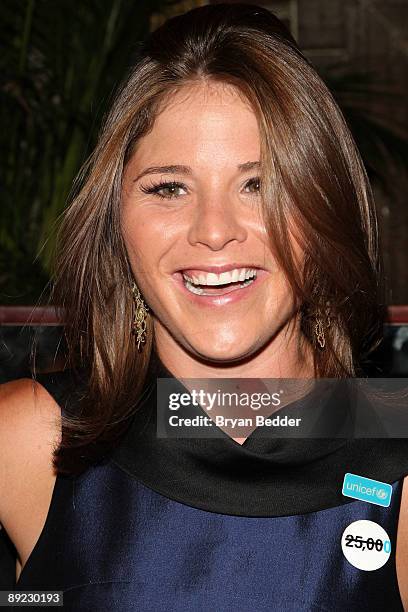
[{"xmin": 51, "ymin": 3, "xmax": 385, "ymax": 475}]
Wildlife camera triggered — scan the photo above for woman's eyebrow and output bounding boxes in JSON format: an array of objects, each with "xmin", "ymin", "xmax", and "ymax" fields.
[
  {"xmin": 238, "ymin": 161, "xmax": 260, "ymax": 173},
  {"xmin": 133, "ymin": 165, "xmax": 191, "ymax": 182},
  {"xmin": 133, "ymin": 161, "xmax": 260, "ymax": 182}
]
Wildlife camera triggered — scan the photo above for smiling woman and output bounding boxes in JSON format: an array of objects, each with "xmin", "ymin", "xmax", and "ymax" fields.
[
  {"xmin": 121, "ymin": 79, "xmax": 310, "ymax": 373},
  {"xmin": 1, "ymin": 3, "xmax": 408, "ymax": 611}
]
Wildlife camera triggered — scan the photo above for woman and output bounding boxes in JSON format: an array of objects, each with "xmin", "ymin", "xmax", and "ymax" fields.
[{"xmin": 1, "ymin": 3, "xmax": 408, "ymax": 610}]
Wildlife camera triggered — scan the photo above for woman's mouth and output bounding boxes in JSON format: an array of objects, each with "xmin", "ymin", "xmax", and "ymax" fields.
[
  {"xmin": 172, "ymin": 265, "xmax": 267, "ymax": 307},
  {"xmin": 182, "ymin": 267, "xmax": 257, "ymax": 296}
]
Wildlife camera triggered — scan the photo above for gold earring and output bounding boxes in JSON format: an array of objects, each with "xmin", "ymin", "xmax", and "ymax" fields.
[
  {"xmin": 314, "ymin": 302, "xmax": 331, "ymax": 349},
  {"xmin": 314, "ymin": 316, "xmax": 326, "ymax": 349},
  {"xmin": 131, "ymin": 282, "xmax": 149, "ymax": 350}
]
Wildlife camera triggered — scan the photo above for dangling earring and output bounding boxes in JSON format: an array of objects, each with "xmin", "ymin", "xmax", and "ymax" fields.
[
  {"xmin": 314, "ymin": 317, "xmax": 326, "ymax": 349},
  {"xmin": 314, "ymin": 302, "xmax": 331, "ymax": 349},
  {"xmin": 131, "ymin": 282, "xmax": 149, "ymax": 350}
]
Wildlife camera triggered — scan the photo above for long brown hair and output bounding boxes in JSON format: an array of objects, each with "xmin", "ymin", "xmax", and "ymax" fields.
[{"xmin": 50, "ymin": 3, "xmax": 385, "ymax": 475}]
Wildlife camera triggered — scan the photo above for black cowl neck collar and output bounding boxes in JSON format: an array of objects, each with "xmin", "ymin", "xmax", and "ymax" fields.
[{"xmin": 110, "ymin": 349, "xmax": 408, "ymax": 517}]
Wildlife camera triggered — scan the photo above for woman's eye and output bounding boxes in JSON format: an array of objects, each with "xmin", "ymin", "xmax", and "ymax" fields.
[
  {"xmin": 244, "ymin": 177, "xmax": 261, "ymax": 194},
  {"xmin": 140, "ymin": 177, "xmax": 260, "ymax": 199},
  {"xmin": 140, "ymin": 181, "xmax": 188, "ymax": 199}
]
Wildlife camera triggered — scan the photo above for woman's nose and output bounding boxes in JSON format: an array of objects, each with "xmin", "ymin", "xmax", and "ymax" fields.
[{"xmin": 187, "ymin": 194, "xmax": 248, "ymax": 251}]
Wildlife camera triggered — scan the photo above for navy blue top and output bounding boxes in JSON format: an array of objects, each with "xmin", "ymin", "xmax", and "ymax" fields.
[
  {"xmin": 3, "ymin": 354, "xmax": 408, "ymax": 610},
  {"xmin": 14, "ymin": 460, "xmax": 405, "ymax": 611}
]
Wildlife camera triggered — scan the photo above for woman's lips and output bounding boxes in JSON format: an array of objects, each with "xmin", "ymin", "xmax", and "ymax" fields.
[{"xmin": 173, "ymin": 269, "xmax": 268, "ymax": 307}]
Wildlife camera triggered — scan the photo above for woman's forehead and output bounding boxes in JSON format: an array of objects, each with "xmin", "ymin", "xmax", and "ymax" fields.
[{"xmin": 128, "ymin": 81, "xmax": 260, "ymax": 167}]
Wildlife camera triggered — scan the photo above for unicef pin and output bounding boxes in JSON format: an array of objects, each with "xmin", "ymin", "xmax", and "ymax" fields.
[{"xmin": 342, "ymin": 473, "xmax": 392, "ymax": 507}]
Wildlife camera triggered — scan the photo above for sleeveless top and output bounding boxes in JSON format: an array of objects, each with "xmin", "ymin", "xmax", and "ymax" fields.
[{"xmin": 3, "ymin": 351, "xmax": 408, "ymax": 611}]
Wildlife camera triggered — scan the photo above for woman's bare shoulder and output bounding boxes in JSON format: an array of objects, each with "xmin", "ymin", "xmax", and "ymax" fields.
[{"xmin": 0, "ymin": 377, "xmax": 62, "ymax": 527}]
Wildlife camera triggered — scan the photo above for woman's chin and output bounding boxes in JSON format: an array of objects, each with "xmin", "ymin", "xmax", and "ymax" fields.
[{"xmin": 187, "ymin": 338, "xmax": 260, "ymax": 365}]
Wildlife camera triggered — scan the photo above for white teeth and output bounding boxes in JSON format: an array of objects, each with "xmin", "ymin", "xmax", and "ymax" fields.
[
  {"xmin": 182, "ymin": 267, "xmax": 257, "ymax": 287},
  {"xmin": 183, "ymin": 277, "xmax": 255, "ymax": 296}
]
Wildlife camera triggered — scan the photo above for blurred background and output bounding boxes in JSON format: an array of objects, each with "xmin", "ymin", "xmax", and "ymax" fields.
[{"xmin": 0, "ymin": 0, "xmax": 407, "ymax": 381}]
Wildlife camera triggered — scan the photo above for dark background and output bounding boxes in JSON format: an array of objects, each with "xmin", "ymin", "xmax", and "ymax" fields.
[{"xmin": 0, "ymin": 0, "xmax": 407, "ymax": 380}]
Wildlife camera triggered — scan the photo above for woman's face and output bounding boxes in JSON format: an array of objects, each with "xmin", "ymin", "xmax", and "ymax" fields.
[{"xmin": 121, "ymin": 80, "xmax": 301, "ymax": 366}]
